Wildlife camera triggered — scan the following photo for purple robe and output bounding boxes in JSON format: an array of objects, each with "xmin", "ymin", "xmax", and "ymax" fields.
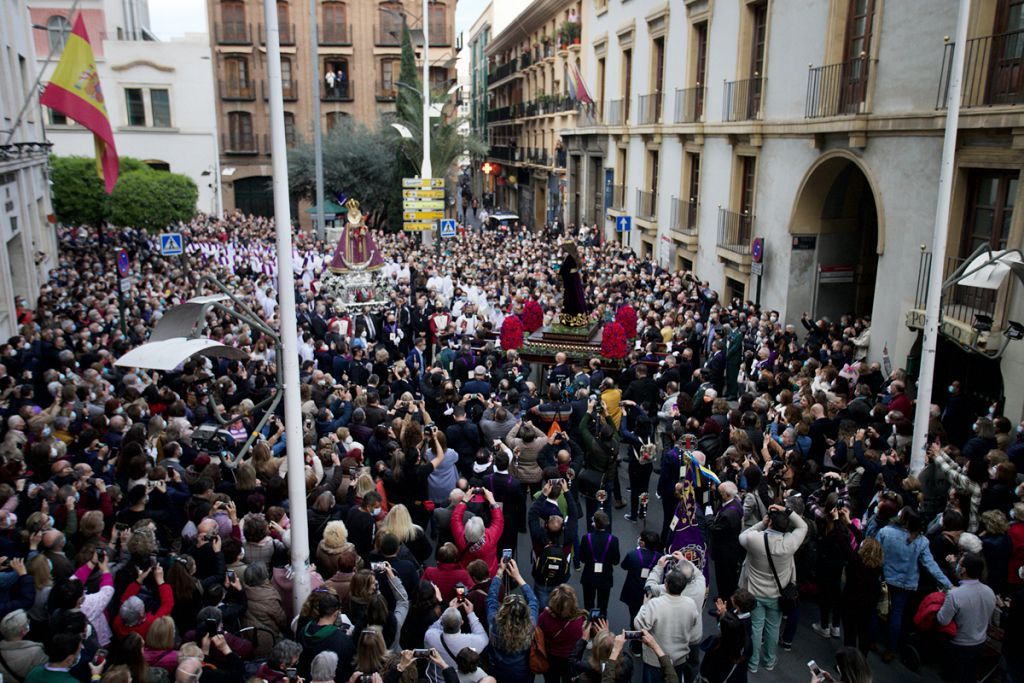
[
  {"xmin": 329, "ymin": 224, "xmax": 385, "ymax": 272},
  {"xmin": 560, "ymin": 253, "xmax": 589, "ymax": 315},
  {"xmin": 667, "ymin": 475, "xmax": 709, "ymax": 579}
]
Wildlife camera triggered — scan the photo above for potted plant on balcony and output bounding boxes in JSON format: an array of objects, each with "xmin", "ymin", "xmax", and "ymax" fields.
[{"xmin": 560, "ymin": 21, "xmax": 580, "ymax": 48}]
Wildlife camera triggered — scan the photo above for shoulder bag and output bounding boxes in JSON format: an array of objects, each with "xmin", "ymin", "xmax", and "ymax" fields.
[{"xmin": 763, "ymin": 533, "xmax": 799, "ymax": 614}]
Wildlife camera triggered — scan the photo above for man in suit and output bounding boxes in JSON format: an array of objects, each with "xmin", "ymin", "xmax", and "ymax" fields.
[
  {"xmin": 708, "ymin": 481, "xmax": 745, "ymax": 602},
  {"xmin": 394, "ymin": 295, "xmax": 414, "ymax": 354},
  {"xmin": 353, "ymin": 311, "xmax": 379, "ymax": 342},
  {"xmin": 406, "ymin": 335, "xmax": 427, "ymax": 380},
  {"xmin": 704, "ymin": 340, "xmax": 727, "ymax": 395}
]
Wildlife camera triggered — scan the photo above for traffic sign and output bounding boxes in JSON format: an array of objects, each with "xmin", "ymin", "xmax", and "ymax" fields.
[
  {"xmin": 752, "ymin": 237, "xmax": 764, "ymax": 263},
  {"xmin": 116, "ymin": 249, "xmax": 130, "ymax": 277},
  {"xmin": 402, "ymin": 177, "xmax": 444, "ymax": 189},
  {"xmin": 751, "ymin": 262, "xmax": 763, "ymax": 276},
  {"xmin": 402, "ymin": 189, "xmax": 444, "ymax": 199},
  {"xmin": 404, "ymin": 211, "xmax": 444, "ymax": 221},
  {"xmin": 615, "ymin": 215, "xmax": 632, "ymax": 233},
  {"xmin": 119, "ymin": 277, "xmax": 132, "ymax": 294},
  {"xmin": 403, "ymin": 222, "xmax": 436, "ymax": 231},
  {"xmin": 401, "ymin": 200, "xmax": 445, "ymax": 210},
  {"xmin": 160, "ymin": 232, "xmax": 184, "ymax": 256},
  {"xmin": 439, "ymin": 219, "xmax": 457, "ymax": 238}
]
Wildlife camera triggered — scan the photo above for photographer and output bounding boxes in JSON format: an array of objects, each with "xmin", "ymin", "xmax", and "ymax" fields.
[
  {"xmin": 451, "ymin": 488, "xmax": 503, "ymax": 574},
  {"xmin": 424, "ymin": 597, "xmax": 488, "ymax": 675},
  {"xmin": 112, "ymin": 563, "xmax": 174, "ymax": 640},
  {"xmin": 578, "ymin": 399, "xmax": 620, "ymax": 529}
]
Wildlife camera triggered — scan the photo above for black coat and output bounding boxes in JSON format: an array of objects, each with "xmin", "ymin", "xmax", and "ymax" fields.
[{"xmin": 579, "ymin": 529, "xmax": 620, "ymax": 589}]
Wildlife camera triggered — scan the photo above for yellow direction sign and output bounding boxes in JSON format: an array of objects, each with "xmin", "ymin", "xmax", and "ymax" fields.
[
  {"xmin": 403, "ymin": 189, "xmax": 445, "ymax": 199},
  {"xmin": 404, "ymin": 211, "xmax": 444, "ymax": 221},
  {"xmin": 403, "ymin": 222, "xmax": 435, "ymax": 231},
  {"xmin": 402, "ymin": 200, "xmax": 445, "ymax": 210},
  {"xmin": 402, "ymin": 177, "xmax": 445, "ymax": 189}
]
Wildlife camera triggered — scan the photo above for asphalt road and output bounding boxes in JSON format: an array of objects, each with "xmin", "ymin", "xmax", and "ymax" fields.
[{"xmin": 511, "ymin": 463, "xmax": 943, "ymax": 683}]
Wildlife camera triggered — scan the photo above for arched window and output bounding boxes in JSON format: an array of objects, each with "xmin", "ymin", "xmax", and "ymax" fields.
[
  {"xmin": 326, "ymin": 111, "xmax": 349, "ymax": 133},
  {"xmin": 46, "ymin": 15, "xmax": 72, "ymax": 52},
  {"xmin": 322, "ymin": 1, "xmax": 348, "ymax": 44},
  {"xmin": 221, "ymin": 1, "xmax": 246, "ymax": 42},
  {"xmin": 228, "ymin": 111, "xmax": 254, "ymax": 151},
  {"xmin": 378, "ymin": 2, "xmax": 403, "ymax": 46},
  {"xmin": 428, "ymin": 3, "xmax": 446, "ymax": 45},
  {"xmin": 277, "ymin": 2, "xmax": 292, "ymax": 44}
]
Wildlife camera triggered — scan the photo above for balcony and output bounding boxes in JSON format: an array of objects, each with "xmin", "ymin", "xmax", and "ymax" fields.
[
  {"xmin": 717, "ymin": 208, "xmax": 754, "ymax": 255},
  {"xmin": 375, "ymin": 25, "xmax": 402, "ymax": 47},
  {"xmin": 489, "ymin": 60, "xmax": 518, "ymax": 83},
  {"xmin": 376, "ymin": 84, "xmax": 397, "ymax": 102},
  {"xmin": 605, "ymin": 99, "xmax": 625, "ymax": 125},
  {"xmin": 259, "ymin": 23, "xmax": 295, "ymax": 46},
  {"xmin": 319, "ymin": 24, "xmax": 352, "ymax": 46},
  {"xmin": 222, "ymin": 132, "xmax": 262, "ymax": 155},
  {"xmin": 526, "ymin": 148, "xmax": 550, "ymax": 166},
  {"xmin": 911, "ymin": 251, "xmax": 1007, "ymax": 347},
  {"xmin": 610, "ymin": 184, "xmax": 626, "ymax": 210},
  {"xmin": 321, "ymin": 80, "xmax": 353, "ymax": 101},
  {"xmin": 519, "ymin": 52, "xmax": 532, "ymax": 70},
  {"xmin": 489, "ymin": 145, "xmax": 518, "ymax": 162},
  {"xmin": 262, "ymin": 80, "xmax": 298, "ymax": 102},
  {"xmin": 637, "ymin": 93, "xmax": 663, "ymax": 125},
  {"xmin": 637, "ymin": 189, "xmax": 657, "ymax": 220},
  {"xmin": 674, "ymin": 86, "xmax": 705, "ymax": 123},
  {"xmin": 671, "ymin": 198, "xmax": 699, "ymax": 235},
  {"xmin": 486, "ymin": 105, "xmax": 521, "ymax": 123},
  {"xmin": 214, "ymin": 22, "xmax": 251, "ymax": 45},
  {"xmin": 576, "ymin": 104, "xmax": 599, "ymax": 127},
  {"xmin": 806, "ymin": 57, "xmax": 872, "ymax": 118},
  {"xmin": 937, "ymin": 29, "xmax": 1024, "ymax": 108},
  {"xmin": 219, "ymin": 78, "xmax": 255, "ymax": 101},
  {"xmin": 723, "ymin": 77, "xmax": 764, "ymax": 121}
]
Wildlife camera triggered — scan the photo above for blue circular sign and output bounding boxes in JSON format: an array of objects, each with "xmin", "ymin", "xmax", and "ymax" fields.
[{"xmin": 117, "ymin": 250, "xmax": 130, "ymax": 277}]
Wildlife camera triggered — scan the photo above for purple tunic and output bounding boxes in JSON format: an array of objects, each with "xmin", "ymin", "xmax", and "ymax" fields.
[
  {"xmin": 329, "ymin": 224, "xmax": 385, "ymax": 272},
  {"xmin": 560, "ymin": 253, "xmax": 589, "ymax": 315}
]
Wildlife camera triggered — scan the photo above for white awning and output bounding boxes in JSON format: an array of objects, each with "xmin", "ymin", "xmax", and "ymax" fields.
[
  {"xmin": 956, "ymin": 249, "xmax": 1024, "ymax": 290},
  {"xmin": 114, "ymin": 338, "xmax": 248, "ymax": 371}
]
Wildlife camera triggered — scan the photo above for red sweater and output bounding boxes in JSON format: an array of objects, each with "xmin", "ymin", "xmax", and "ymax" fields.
[
  {"xmin": 451, "ymin": 503, "xmax": 504, "ymax": 575},
  {"xmin": 423, "ymin": 563, "xmax": 473, "ymax": 601},
  {"xmin": 112, "ymin": 581, "xmax": 174, "ymax": 639},
  {"xmin": 537, "ymin": 610, "xmax": 585, "ymax": 658}
]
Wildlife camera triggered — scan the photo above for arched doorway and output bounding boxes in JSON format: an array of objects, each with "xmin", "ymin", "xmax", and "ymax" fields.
[{"xmin": 787, "ymin": 152, "xmax": 882, "ymax": 322}]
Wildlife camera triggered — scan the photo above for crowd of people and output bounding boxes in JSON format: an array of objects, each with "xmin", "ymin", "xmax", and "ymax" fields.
[{"xmin": 0, "ymin": 212, "xmax": 1020, "ymax": 683}]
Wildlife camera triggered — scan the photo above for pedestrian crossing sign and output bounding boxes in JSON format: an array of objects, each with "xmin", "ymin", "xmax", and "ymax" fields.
[
  {"xmin": 440, "ymin": 219, "xmax": 457, "ymax": 238},
  {"xmin": 160, "ymin": 232, "xmax": 184, "ymax": 256}
]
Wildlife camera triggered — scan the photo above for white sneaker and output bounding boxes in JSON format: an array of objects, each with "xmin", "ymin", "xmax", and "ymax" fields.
[
  {"xmin": 830, "ymin": 626, "xmax": 841, "ymax": 638},
  {"xmin": 812, "ymin": 623, "xmax": 831, "ymax": 638}
]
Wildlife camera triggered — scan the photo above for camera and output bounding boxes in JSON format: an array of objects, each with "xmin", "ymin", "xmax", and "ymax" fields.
[
  {"xmin": 370, "ymin": 562, "xmax": 387, "ymax": 572},
  {"xmin": 413, "ymin": 649, "xmax": 431, "ymax": 658},
  {"xmin": 623, "ymin": 631, "xmax": 643, "ymax": 641},
  {"xmin": 424, "ymin": 424, "xmax": 438, "ymax": 435}
]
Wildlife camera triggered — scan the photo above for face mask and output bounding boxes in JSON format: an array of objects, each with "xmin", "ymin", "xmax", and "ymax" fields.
[
  {"xmin": 42, "ymin": 427, "xmax": 51, "ymax": 438},
  {"xmin": 370, "ymin": 507, "xmax": 382, "ymax": 517},
  {"xmin": 948, "ymin": 385, "xmax": 955, "ymax": 394},
  {"xmin": 557, "ymin": 463, "xmax": 570, "ymax": 474},
  {"xmin": 990, "ymin": 466, "xmax": 998, "ymax": 479}
]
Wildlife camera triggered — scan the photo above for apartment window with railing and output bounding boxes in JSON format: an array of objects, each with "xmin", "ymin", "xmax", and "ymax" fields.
[
  {"xmin": 321, "ymin": 1, "xmax": 348, "ymax": 44},
  {"xmin": 221, "ymin": 1, "xmax": 247, "ymax": 42},
  {"xmin": 748, "ymin": 2, "xmax": 767, "ymax": 112},
  {"xmin": 740, "ymin": 155, "xmax": 756, "ymax": 217},
  {"xmin": 228, "ymin": 111, "xmax": 254, "ymax": 150},
  {"xmin": 379, "ymin": 2, "xmax": 403, "ymax": 45},
  {"xmin": 380, "ymin": 59, "xmax": 399, "ymax": 99},
  {"xmin": 622, "ymin": 48, "xmax": 633, "ymax": 122},
  {"xmin": 428, "ymin": 3, "xmax": 447, "ymax": 45},
  {"xmin": 225, "ymin": 56, "xmax": 250, "ymax": 94}
]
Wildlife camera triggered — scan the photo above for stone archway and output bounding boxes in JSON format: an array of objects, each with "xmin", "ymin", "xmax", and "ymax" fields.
[{"xmin": 787, "ymin": 151, "xmax": 884, "ymax": 321}]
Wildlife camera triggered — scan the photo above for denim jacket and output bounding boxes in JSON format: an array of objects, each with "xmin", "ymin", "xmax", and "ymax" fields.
[{"xmin": 876, "ymin": 524, "xmax": 952, "ymax": 591}]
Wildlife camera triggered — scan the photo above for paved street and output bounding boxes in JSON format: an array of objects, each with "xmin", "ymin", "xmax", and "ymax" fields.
[{"xmin": 513, "ymin": 464, "xmax": 943, "ymax": 683}]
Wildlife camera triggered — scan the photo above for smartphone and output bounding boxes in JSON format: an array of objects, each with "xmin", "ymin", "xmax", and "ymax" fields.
[
  {"xmin": 623, "ymin": 630, "xmax": 643, "ymax": 641},
  {"xmin": 114, "ymin": 522, "xmax": 129, "ymax": 533},
  {"xmin": 227, "ymin": 569, "xmax": 235, "ymax": 581},
  {"xmin": 370, "ymin": 562, "xmax": 387, "ymax": 572},
  {"xmin": 93, "ymin": 648, "xmax": 107, "ymax": 666},
  {"xmin": 96, "ymin": 547, "xmax": 106, "ymax": 562},
  {"xmin": 455, "ymin": 583, "xmax": 466, "ymax": 597},
  {"xmin": 413, "ymin": 649, "xmax": 431, "ymax": 658},
  {"xmin": 285, "ymin": 668, "xmax": 297, "ymax": 681},
  {"xmin": 149, "ymin": 555, "xmax": 158, "ymax": 568},
  {"xmin": 808, "ymin": 661, "xmax": 822, "ymax": 678},
  {"xmin": 589, "ymin": 608, "xmax": 602, "ymax": 620},
  {"xmin": 501, "ymin": 548, "xmax": 512, "ymax": 562}
]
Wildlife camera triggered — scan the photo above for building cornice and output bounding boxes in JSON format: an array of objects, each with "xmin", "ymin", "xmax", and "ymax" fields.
[
  {"xmin": 111, "ymin": 59, "xmax": 175, "ymax": 73},
  {"xmin": 485, "ymin": 0, "xmax": 576, "ymax": 56}
]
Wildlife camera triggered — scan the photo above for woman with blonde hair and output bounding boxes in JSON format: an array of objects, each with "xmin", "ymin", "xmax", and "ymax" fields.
[
  {"xmin": 537, "ymin": 584, "xmax": 586, "ymax": 683},
  {"xmin": 486, "ymin": 560, "xmax": 538, "ymax": 683},
  {"xmin": 251, "ymin": 441, "xmax": 285, "ymax": 481},
  {"xmin": 380, "ymin": 504, "xmax": 431, "ymax": 564},
  {"xmin": 570, "ymin": 626, "xmax": 633, "ymax": 683},
  {"xmin": 25, "ymin": 555, "xmax": 53, "ymax": 624},
  {"xmin": 143, "ymin": 616, "xmax": 178, "ymax": 673}
]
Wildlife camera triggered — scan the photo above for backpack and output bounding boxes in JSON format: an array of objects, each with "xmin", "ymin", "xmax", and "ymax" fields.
[
  {"xmin": 533, "ymin": 543, "xmax": 570, "ymax": 586},
  {"xmin": 697, "ymin": 432, "xmax": 722, "ymax": 460}
]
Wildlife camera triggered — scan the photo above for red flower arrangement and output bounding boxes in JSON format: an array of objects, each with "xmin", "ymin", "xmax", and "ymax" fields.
[
  {"xmin": 521, "ymin": 300, "xmax": 544, "ymax": 332},
  {"xmin": 500, "ymin": 315, "xmax": 525, "ymax": 351},
  {"xmin": 601, "ymin": 321, "xmax": 628, "ymax": 360},
  {"xmin": 615, "ymin": 305, "xmax": 638, "ymax": 339}
]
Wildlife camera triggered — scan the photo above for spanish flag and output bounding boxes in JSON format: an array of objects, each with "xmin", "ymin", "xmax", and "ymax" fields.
[{"xmin": 40, "ymin": 15, "xmax": 118, "ymax": 193}]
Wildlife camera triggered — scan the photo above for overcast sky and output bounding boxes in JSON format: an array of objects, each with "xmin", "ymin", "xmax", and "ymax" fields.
[{"xmin": 148, "ymin": 0, "xmax": 491, "ymax": 41}]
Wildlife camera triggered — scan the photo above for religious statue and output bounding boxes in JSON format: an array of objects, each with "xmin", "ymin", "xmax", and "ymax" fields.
[
  {"xmin": 329, "ymin": 198, "xmax": 384, "ymax": 272},
  {"xmin": 558, "ymin": 239, "xmax": 590, "ymax": 327}
]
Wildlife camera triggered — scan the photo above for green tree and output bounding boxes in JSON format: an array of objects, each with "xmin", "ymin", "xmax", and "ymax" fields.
[
  {"xmin": 287, "ymin": 117, "xmax": 395, "ymax": 226},
  {"xmin": 49, "ymin": 155, "xmax": 148, "ymax": 226},
  {"xmin": 106, "ymin": 169, "xmax": 198, "ymax": 231}
]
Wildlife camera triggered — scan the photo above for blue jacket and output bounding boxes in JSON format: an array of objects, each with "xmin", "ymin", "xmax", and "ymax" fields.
[
  {"xmin": 486, "ymin": 579, "xmax": 538, "ymax": 683},
  {"xmin": 876, "ymin": 524, "xmax": 952, "ymax": 591}
]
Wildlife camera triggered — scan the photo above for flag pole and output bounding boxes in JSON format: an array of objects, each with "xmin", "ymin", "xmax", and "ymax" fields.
[
  {"xmin": 263, "ymin": 0, "xmax": 311, "ymax": 612},
  {"xmin": 4, "ymin": 0, "xmax": 83, "ymax": 146},
  {"xmin": 911, "ymin": 0, "xmax": 970, "ymax": 475}
]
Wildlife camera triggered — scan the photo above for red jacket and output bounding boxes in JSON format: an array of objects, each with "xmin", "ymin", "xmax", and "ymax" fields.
[
  {"xmin": 914, "ymin": 591, "xmax": 957, "ymax": 637},
  {"xmin": 112, "ymin": 581, "xmax": 174, "ymax": 639},
  {"xmin": 423, "ymin": 562, "xmax": 473, "ymax": 601},
  {"xmin": 451, "ymin": 503, "xmax": 504, "ymax": 574}
]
